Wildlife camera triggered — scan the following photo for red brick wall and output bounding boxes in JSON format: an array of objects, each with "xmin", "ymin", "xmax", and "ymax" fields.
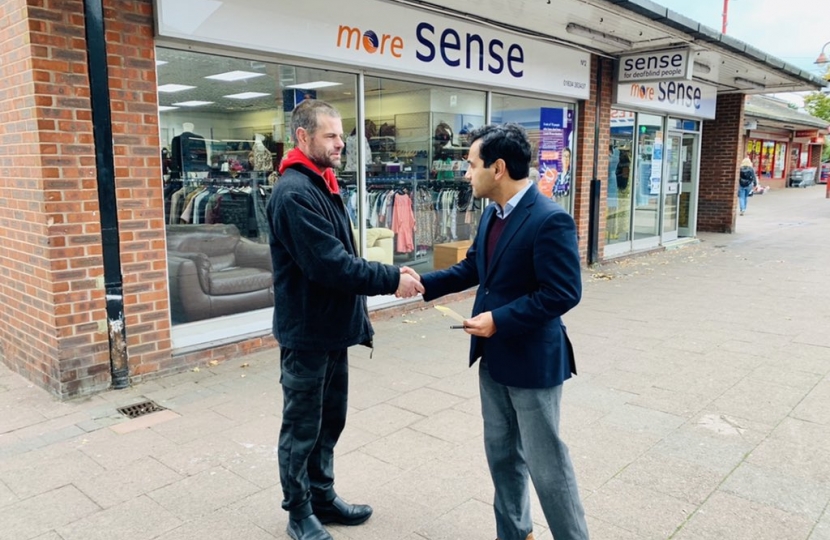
[
  {"xmin": 573, "ymin": 56, "xmax": 612, "ymax": 263},
  {"xmin": 0, "ymin": 0, "xmax": 176, "ymax": 398},
  {"xmin": 699, "ymin": 94, "xmax": 745, "ymax": 233},
  {"xmin": 0, "ymin": 0, "xmax": 64, "ymax": 391},
  {"xmin": 809, "ymin": 144, "xmax": 822, "ymax": 169}
]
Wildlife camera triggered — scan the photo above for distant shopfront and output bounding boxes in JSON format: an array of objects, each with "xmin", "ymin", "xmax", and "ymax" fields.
[
  {"xmin": 743, "ymin": 96, "xmax": 829, "ymax": 189},
  {"xmin": 605, "ymin": 53, "xmax": 717, "ymax": 258}
]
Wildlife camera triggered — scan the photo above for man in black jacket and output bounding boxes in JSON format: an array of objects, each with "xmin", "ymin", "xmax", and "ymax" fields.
[{"xmin": 267, "ymin": 99, "xmax": 423, "ymax": 540}]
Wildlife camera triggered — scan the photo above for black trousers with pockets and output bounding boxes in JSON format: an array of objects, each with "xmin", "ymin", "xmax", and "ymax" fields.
[{"xmin": 278, "ymin": 347, "xmax": 349, "ymax": 519}]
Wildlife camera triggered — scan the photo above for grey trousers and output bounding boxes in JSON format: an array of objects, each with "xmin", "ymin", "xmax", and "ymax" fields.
[
  {"xmin": 479, "ymin": 359, "xmax": 589, "ymax": 540},
  {"xmin": 278, "ymin": 347, "xmax": 348, "ymax": 520}
]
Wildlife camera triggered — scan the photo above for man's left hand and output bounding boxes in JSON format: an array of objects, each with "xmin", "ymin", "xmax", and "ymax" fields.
[{"xmin": 463, "ymin": 312, "xmax": 496, "ymax": 337}]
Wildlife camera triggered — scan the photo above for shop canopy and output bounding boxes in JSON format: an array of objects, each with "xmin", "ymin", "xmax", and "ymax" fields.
[
  {"xmin": 745, "ymin": 95, "xmax": 830, "ymax": 132},
  {"xmin": 398, "ymin": 0, "xmax": 827, "ymax": 94}
]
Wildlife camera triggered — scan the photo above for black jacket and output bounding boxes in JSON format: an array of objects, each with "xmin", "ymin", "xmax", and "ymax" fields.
[
  {"xmin": 267, "ymin": 164, "xmax": 400, "ymax": 350},
  {"xmin": 739, "ymin": 165, "xmax": 757, "ymax": 187}
]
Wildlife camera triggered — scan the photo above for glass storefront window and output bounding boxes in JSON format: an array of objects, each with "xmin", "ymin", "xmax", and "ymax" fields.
[
  {"xmin": 632, "ymin": 114, "xmax": 663, "ymax": 241},
  {"xmin": 157, "ymin": 49, "xmax": 494, "ymax": 326},
  {"xmin": 491, "ymin": 94, "xmax": 576, "ymax": 213},
  {"xmin": 608, "ymin": 109, "xmax": 635, "ymax": 245},
  {"xmin": 359, "ymin": 77, "xmax": 486, "ymax": 273},
  {"xmin": 746, "ymin": 139, "xmax": 761, "ymax": 172},
  {"xmin": 761, "ymin": 141, "xmax": 775, "ymax": 177},
  {"xmin": 774, "ymin": 142, "xmax": 787, "ymax": 178},
  {"xmin": 157, "ymin": 48, "xmax": 358, "ymax": 325}
]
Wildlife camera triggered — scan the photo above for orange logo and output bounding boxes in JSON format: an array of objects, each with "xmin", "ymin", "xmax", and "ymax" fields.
[{"xmin": 337, "ymin": 25, "xmax": 404, "ymax": 58}]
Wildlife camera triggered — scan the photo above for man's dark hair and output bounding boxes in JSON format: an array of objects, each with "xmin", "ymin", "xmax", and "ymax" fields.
[
  {"xmin": 469, "ymin": 123, "xmax": 531, "ymax": 180},
  {"xmin": 291, "ymin": 99, "xmax": 341, "ymax": 143}
]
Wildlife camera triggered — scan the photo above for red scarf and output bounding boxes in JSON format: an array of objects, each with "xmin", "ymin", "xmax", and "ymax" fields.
[{"xmin": 278, "ymin": 148, "xmax": 339, "ymax": 195}]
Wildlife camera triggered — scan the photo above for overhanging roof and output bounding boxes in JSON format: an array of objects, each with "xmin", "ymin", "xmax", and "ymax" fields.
[
  {"xmin": 608, "ymin": 0, "xmax": 825, "ymax": 91},
  {"xmin": 386, "ymin": 0, "xmax": 827, "ymax": 94},
  {"xmin": 745, "ymin": 95, "xmax": 829, "ymax": 131}
]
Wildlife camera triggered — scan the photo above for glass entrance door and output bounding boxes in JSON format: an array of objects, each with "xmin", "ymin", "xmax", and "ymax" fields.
[
  {"xmin": 678, "ymin": 133, "xmax": 699, "ymax": 237},
  {"xmin": 662, "ymin": 133, "xmax": 682, "ymax": 242},
  {"xmin": 631, "ymin": 114, "xmax": 663, "ymax": 250}
]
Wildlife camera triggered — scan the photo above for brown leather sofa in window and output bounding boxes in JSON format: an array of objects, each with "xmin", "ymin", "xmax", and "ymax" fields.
[{"xmin": 166, "ymin": 224, "xmax": 273, "ymax": 323}]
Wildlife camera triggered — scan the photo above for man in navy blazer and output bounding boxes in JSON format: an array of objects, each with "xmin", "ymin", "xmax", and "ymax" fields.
[{"xmin": 409, "ymin": 123, "xmax": 589, "ymax": 540}]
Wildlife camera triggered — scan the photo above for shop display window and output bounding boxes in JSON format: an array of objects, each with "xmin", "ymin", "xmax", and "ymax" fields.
[
  {"xmin": 354, "ymin": 77, "xmax": 486, "ymax": 273},
  {"xmin": 157, "ymin": 48, "xmax": 358, "ymax": 325},
  {"xmin": 157, "ymin": 49, "xmax": 495, "ymax": 325},
  {"xmin": 607, "ymin": 109, "xmax": 635, "ymax": 245},
  {"xmin": 774, "ymin": 142, "xmax": 787, "ymax": 178},
  {"xmin": 746, "ymin": 138, "xmax": 787, "ymax": 179},
  {"xmin": 491, "ymin": 94, "xmax": 576, "ymax": 214}
]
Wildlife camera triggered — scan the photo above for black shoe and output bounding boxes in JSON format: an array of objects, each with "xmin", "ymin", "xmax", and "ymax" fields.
[
  {"xmin": 286, "ymin": 514, "xmax": 332, "ymax": 540},
  {"xmin": 312, "ymin": 496, "xmax": 373, "ymax": 526}
]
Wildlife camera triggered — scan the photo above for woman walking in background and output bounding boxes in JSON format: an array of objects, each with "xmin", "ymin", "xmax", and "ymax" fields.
[{"xmin": 738, "ymin": 157, "xmax": 757, "ymax": 216}]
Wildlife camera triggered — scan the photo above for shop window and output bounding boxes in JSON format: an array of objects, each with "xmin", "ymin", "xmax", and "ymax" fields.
[
  {"xmin": 632, "ymin": 114, "xmax": 664, "ymax": 240},
  {"xmin": 491, "ymin": 94, "xmax": 576, "ymax": 214},
  {"xmin": 360, "ymin": 77, "xmax": 486, "ymax": 274},
  {"xmin": 608, "ymin": 108, "xmax": 635, "ymax": 245},
  {"xmin": 774, "ymin": 142, "xmax": 787, "ymax": 178},
  {"xmin": 746, "ymin": 139, "xmax": 761, "ymax": 173},
  {"xmin": 156, "ymin": 48, "xmax": 357, "ymax": 326}
]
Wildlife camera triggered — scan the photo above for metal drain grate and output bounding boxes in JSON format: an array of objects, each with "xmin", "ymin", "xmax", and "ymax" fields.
[{"xmin": 117, "ymin": 400, "xmax": 166, "ymax": 419}]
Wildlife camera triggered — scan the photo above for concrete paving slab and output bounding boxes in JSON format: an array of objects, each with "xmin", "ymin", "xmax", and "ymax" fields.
[
  {"xmin": 0, "ymin": 479, "xmax": 17, "ymax": 509},
  {"xmin": 78, "ymin": 424, "xmax": 178, "ymax": 470},
  {"xmin": 410, "ymin": 408, "xmax": 482, "ymax": 444},
  {"xmin": 151, "ymin": 508, "xmax": 276, "ymax": 540},
  {"xmin": 148, "ymin": 466, "xmax": 260, "ymax": 520},
  {"xmin": 348, "ymin": 403, "xmax": 424, "ymax": 437},
  {"xmin": 673, "ymin": 491, "xmax": 814, "ymax": 540},
  {"xmin": 615, "ymin": 450, "xmax": 723, "ymax": 505},
  {"xmin": 0, "ymin": 485, "xmax": 99, "ymax": 540},
  {"xmin": 56, "ymin": 495, "xmax": 182, "ymax": 540},
  {"xmin": 72, "ymin": 455, "xmax": 183, "ymax": 509},
  {"xmin": 584, "ymin": 477, "xmax": 696, "ymax": 539},
  {"xmin": 0, "ymin": 449, "xmax": 104, "ymax": 499},
  {"xmin": 415, "ymin": 497, "xmax": 495, "ymax": 540},
  {"xmin": 360, "ymin": 427, "xmax": 456, "ymax": 471},
  {"xmin": 719, "ymin": 461, "xmax": 830, "ymax": 521}
]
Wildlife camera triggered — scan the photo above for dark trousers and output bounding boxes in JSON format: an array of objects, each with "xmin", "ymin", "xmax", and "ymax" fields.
[{"xmin": 278, "ymin": 347, "xmax": 349, "ymax": 520}]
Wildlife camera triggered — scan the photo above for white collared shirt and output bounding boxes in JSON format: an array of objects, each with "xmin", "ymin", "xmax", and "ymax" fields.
[{"xmin": 495, "ymin": 180, "xmax": 532, "ymax": 220}]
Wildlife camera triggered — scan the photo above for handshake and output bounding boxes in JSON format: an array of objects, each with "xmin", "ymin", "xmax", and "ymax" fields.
[{"xmin": 395, "ymin": 266, "xmax": 424, "ymax": 298}]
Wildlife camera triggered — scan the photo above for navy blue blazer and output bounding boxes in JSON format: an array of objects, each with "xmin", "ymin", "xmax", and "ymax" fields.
[{"xmin": 422, "ymin": 183, "xmax": 582, "ymax": 389}]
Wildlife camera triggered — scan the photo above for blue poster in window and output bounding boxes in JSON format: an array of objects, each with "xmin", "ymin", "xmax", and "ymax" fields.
[{"xmin": 538, "ymin": 108, "xmax": 573, "ymax": 199}]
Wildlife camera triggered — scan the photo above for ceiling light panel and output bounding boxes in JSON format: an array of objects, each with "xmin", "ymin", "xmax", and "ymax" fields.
[
  {"xmin": 224, "ymin": 92, "xmax": 271, "ymax": 100},
  {"xmin": 172, "ymin": 100, "xmax": 215, "ymax": 107},
  {"xmin": 285, "ymin": 81, "xmax": 342, "ymax": 90},
  {"xmin": 158, "ymin": 84, "xmax": 196, "ymax": 93},
  {"xmin": 205, "ymin": 70, "xmax": 265, "ymax": 82}
]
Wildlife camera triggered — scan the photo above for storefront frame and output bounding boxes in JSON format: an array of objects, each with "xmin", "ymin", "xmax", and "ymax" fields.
[
  {"xmin": 605, "ymin": 107, "xmax": 703, "ymax": 259},
  {"xmin": 153, "ymin": 37, "xmax": 583, "ymax": 352}
]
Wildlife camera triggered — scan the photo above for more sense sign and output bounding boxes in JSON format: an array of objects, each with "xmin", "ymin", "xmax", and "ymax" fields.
[
  {"xmin": 617, "ymin": 48, "xmax": 692, "ymax": 82},
  {"xmin": 614, "ymin": 80, "xmax": 717, "ymax": 119},
  {"xmin": 155, "ymin": 0, "xmax": 591, "ymax": 100}
]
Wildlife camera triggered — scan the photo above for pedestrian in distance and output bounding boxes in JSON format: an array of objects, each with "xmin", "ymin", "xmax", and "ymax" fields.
[
  {"xmin": 266, "ymin": 99, "xmax": 424, "ymax": 540},
  {"xmin": 738, "ymin": 157, "xmax": 758, "ymax": 216},
  {"xmin": 404, "ymin": 123, "xmax": 589, "ymax": 540}
]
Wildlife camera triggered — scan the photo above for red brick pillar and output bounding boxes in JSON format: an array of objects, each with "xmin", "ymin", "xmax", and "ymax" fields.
[
  {"xmin": 574, "ymin": 56, "xmax": 612, "ymax": 263},
  {"xmin": 699, "ymin": 94, "xmax": 745, "ymax": 233},
  {"xmin": 0, "ymin": 0, "xmax": 171, "ymax": 398}
]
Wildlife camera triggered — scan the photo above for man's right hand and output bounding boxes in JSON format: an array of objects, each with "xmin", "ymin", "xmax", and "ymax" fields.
[{"xmin": 396, "ymin": 271, "xmax": 424, "ymax": 298}]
